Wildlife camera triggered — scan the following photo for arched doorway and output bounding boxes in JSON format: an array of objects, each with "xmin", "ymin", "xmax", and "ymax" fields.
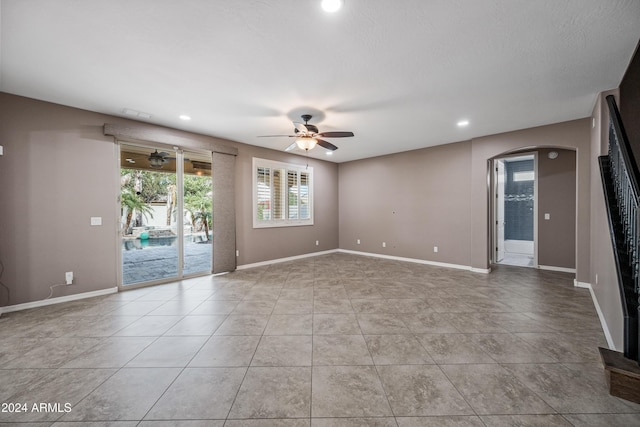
[{"xmin": 490, "ymin": 147, "xmax": 577, "ymax": 272}]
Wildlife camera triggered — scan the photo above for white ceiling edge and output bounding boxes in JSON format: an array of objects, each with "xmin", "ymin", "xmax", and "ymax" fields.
[{"xmin": 1, "ymin": 0, "xmax": 639, "ymax": 163}]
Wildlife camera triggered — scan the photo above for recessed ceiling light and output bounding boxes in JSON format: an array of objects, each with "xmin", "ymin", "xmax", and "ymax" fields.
[
  {"xmin": 321, "ymin": 0, "xmax": 343, "ymax": 12},
  {"xmin": 457, "ymin": 120, "xmax": 469, "ymax": 127},
  {"xmin": 326, "ymin": 151, "xmax": 333, "ymax": 156},
  {"xmin": 179, "ymin": 115, "xmax": 191, "ymax": 121}
]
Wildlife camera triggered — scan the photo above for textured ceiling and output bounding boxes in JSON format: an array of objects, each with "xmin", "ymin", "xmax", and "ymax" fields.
[{"xmin": 1, "ymin": 0, "xmax": 639, "ymax": 162}]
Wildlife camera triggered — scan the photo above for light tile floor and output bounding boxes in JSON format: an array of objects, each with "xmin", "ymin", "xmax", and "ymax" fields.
[{"xmin": 1, "ymin": 253, "xmax": 639, "ymax": 426}]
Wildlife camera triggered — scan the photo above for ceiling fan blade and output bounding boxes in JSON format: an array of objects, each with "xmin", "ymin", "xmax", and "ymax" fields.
[
  {"xmin": 157, "ymin": 152, "xmax": 170, "ymax": 157},
  {"xmin": 294, "ymin": 122, "xmax": 309, "ymax": 133},
  {"xmin": 316, "ymin": 139, "xmax": 338, "ymax": 151},
  {"xmin": 257, "ymin": 134, "xmax": 297, "ymax": 138},
  {"xmin": 285, "ymin": 142, "xmax": 298, "ymax": 151},
  {"xmin": 316, "ymin": 131, "xmax": 354, "ymax": 138}
]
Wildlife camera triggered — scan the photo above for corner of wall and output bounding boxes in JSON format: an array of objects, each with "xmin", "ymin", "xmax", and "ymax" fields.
[{"xmin": 588, "ymin": 88, "xmax": 624, "ymax": 351}]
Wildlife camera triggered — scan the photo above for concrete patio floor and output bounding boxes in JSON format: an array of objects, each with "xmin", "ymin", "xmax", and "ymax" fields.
[{"xmin": 122, "ymin": 241, "xmax": 212, "ymax": 285}]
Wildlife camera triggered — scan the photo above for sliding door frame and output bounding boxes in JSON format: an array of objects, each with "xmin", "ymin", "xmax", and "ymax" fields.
[{"xmin": 116, "ymin": 139, "xmax": 213, "ymax": 291}]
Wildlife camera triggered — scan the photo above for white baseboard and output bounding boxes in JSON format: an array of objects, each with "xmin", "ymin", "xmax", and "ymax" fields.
[
  {"xmin": 0, "ymin": 287, "xmax": 118, "ymax": 315},
  {"xmin": 337, "ymin": 249, "xmax": 491, "ymax": 274},
  {"xmin": 539, "ymin": 265, "xmax": 576, "ymax": 273},
  {"xmin": 470, "ymin": 267, "xmax": 492, "ymax": 274},
  {"xmin": 237, "ymin": 249, "xmax": 339, "ymax": 270},
  {"xmin": 573, "ymin": 280, "xmax": 615, "ymax": 350},
  {"xmin": 573, "ymin": 279, "xmax": 590, "ymax": 288},
  {"xmin": 237, "ymin": 248, "xmax": 491, "ymax": 274}
]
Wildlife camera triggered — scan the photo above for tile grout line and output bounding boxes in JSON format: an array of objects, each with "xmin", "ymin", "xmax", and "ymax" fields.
[{"xmin": 222, "ymin": 268, "xmax": 278, "ymax": 422}]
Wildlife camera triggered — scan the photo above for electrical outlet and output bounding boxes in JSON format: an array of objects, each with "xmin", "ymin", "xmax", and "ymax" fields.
[
  {"xmin": 434, "ymin": 246, "xmax": 438, "ymax": 253},
  {"xmin": 357, "ymin": 239, "xmax": 360, "ymax": 245},
  {"xmin": 236, "ymin": 250, "xmax": 239, "ymax": 257},
  {"xmin": 382, "ymin": 242, "xmax": 386, "ymax": 248},
  {"xmin": 315, "ymin": 240, "xmax": 319, "ymax": 246},
  {"xmin": 65, "ymin": 271, "xmax": 73, "ymax": 285}
]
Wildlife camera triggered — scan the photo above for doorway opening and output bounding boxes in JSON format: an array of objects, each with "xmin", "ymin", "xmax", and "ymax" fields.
[
  {"xmin": 119, "ymin": 142, "xmax": 213, "ymax": 287},
  {"xmin": 493, "ymin": 153, "xmax": 537, "ymax": 267}
]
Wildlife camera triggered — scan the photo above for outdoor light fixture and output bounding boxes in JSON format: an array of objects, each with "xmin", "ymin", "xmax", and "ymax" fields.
[{"xmin": 149, "ymin": 157, "xmax": 164, "ymax": 168}]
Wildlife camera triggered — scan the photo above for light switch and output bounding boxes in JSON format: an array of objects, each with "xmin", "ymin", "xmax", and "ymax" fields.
[
  {"xmin": 90, "ymin": 217, "xmax": 102, "ymax": 226},
  {"xmin": 544, "ymin": 213, "xmax": 550, "ymax": 220},
  {"xmin": 0, "ymin": 145, "xmax": 3, "ymax": 156}
]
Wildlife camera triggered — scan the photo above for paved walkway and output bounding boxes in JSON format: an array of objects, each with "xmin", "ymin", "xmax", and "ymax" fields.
[{"xmin": 122, "ymin": 241, "xmax": 212, "ymax": 285}]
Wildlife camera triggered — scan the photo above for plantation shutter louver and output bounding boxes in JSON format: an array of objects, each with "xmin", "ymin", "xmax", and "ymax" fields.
[{"xmin": 253, "ymin": 158, "xmax": 313, "ymax": 228}]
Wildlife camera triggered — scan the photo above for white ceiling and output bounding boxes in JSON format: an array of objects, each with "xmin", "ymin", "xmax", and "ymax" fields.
[{"xmin": 1, "ymin": 0, "xmax": 639, "ymax": 162}]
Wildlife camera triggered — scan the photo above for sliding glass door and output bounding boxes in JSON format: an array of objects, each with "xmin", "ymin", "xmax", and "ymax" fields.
[
  {"xmin": 119, "ymin": 143, "xmax": 212, "ymax": 287},
  {"xmin": 183, "ymin": 150, "xmax": 213, "ymax": 275}
]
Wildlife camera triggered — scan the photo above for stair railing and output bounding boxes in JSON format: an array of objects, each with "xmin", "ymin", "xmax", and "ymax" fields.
[{"xmin": 600, "ymin": 94, "xmax": 640, "ymax": 362}]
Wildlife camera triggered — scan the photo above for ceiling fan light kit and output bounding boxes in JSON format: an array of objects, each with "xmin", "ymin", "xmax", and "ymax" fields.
[
  {"xmin": 296, "ymin": 137, "xmax": 318, "ymax": 151},
  {"xmin": 260, "ymin": 114, "xmax": 354, "ymax": 153}
]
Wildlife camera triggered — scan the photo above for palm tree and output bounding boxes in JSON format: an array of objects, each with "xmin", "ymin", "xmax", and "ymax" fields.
[
  {"xmin": 184, "ymin": 193, "xmax": 212, "ymax": 241},
  {"xmin": 121, "ymin": 191, "xmax": 154, "ymax": 234}
]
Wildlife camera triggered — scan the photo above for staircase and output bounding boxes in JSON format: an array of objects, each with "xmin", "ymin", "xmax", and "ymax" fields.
[{"xmin": 599, "ymin": 95, "xmax": 640, "ymax": 403}]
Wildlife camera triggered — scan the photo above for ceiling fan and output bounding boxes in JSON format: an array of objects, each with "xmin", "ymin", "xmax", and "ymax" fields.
[
  {"xmin": 146, "ymin": 150, "xmax": 200, "ymax": 170},
  {"xmin": 259, "ymin": 114, "xmax": 354, "ymax": 152},
  {"xmin": 148, "ymin": 150, "xmax": 175, "ymax": 168}
]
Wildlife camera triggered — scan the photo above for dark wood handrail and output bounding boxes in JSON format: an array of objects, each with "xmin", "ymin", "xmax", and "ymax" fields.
[
  {"xmin": 606, "ymin": 95, "xmax": 640, "ymax": 198},
  {"xmin": 604, "ymin": 94, "xmax": 640, "ymax": 363}
]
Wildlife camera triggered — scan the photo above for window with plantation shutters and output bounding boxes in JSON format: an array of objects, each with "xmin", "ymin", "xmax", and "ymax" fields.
[{"xmin": 253, "ymin": 158, "xmax": 313, "ymax": 228}]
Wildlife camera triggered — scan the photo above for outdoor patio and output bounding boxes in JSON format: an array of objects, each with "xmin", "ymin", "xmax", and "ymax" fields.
[{"xmin": 122, "ymin": 240, "xmax": 212, "ymax": 285}]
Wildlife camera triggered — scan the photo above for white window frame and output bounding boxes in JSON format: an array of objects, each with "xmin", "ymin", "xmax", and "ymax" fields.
[
  {"xmin": 513, "ymin": 171, "xmax": 535, "ymax": 182},
  {"xmin": 252, "ymin": 157, "xmax": 314, "ymax": 228}
]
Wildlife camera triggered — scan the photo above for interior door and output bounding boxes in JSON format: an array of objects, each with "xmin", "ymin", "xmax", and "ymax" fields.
[{"xmin": 495, "ymin": 159, "xmax": 505, "ymax": 262}]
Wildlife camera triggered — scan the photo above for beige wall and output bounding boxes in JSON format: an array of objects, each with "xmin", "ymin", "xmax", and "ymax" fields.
[
  {"xmin": 235, "ymin": 145, "xmax": 339, "ymax": 265},
  {"xmin": 590, "ymin": 89, "xmax": 624, "ymax": 350},
  {"xmin": 0, "ymin": 94, "xmax": 119, "ymax": 305},
  {"xmin": 471, "ymin": 119, "xmax": 591, "ymax": 280},
  {"xmin": 537, "ymin": 148, "xmax": 576, "ymax": 269},
  {"xmin": 0, "ymin": 93, "xmax": 339, "ymax": 305},
  {"xmin": 340, "ymin": 122, "xmax": 587, "ymax": 274},
  {"xmin": 339, "ymin": 141, "xmax": 473, "ymax": 266}
]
